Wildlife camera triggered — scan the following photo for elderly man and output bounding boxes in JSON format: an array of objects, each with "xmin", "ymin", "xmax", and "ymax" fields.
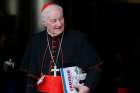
[{"xmin": 20, "ymin": 3, "xmax": 101, "ymax": 93}]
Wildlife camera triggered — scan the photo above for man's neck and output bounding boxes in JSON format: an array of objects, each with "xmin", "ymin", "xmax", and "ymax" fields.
[
  {"xmin": 47, "ymin": 32, "xmax": 63, "ymax": 38},
  {"xmin": 47, "ymin": 31, "xmax": 57, "ymax": 37}
]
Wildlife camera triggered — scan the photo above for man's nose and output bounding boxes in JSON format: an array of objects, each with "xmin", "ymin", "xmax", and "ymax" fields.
[{"xmin": 56, "ymin": 20, "xmax": 61, "ymax": 26}]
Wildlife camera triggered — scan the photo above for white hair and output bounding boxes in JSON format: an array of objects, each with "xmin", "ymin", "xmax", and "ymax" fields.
[{"xmin": 39, "ymin": 4, "xmax": 63, "ymax": 30}]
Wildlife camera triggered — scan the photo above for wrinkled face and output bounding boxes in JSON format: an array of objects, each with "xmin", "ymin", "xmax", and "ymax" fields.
[{"xmin": 42, "ymin": 5, "xmax": 64, "ymax": 37}]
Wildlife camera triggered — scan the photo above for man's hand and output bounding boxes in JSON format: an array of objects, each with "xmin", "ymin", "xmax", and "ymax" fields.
[{"xmin": 74, "ymin": 83, "xmax": 90, "ymax": 93}]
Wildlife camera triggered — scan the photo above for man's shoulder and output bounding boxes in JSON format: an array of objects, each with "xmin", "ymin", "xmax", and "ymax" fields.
[
  {"xmin": 65, "ymin": 30, "xmax": 86, "ymax": 39},
  {"xmin": 34, "ymin": 30, "xmax": 46, "ymax": 36},
  {"xmin": 31, "ymin": 31, "xmax": 46, "ymax": 39},
  {"xmin": 27, "ymin": 31, "xmax": 46, "ymax": 44}
]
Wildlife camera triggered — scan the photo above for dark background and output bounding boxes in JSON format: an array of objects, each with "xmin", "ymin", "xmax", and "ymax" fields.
[{"xmin": 0, "ymin": 0, "xmax": 140, "ymax": 93}]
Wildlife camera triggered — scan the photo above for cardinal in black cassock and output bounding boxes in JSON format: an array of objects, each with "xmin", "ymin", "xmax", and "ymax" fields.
[{"xmin": 20, "ymin": 3, "xmax": 101, "ymax": 93}]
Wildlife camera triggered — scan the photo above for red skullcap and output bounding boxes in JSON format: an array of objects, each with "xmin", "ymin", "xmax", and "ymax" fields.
[{"xmin": 41, "ymin": 3, "xmax": 52, "ymax": 12}]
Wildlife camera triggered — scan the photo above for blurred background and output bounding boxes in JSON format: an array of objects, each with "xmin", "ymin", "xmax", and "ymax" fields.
[{"xmin": 0, "ymin": 0, "xmax": 140, "ymax": 93}]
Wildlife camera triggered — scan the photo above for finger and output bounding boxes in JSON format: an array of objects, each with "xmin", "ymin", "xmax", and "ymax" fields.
[
  {"xmin": 73, "ymin": 83, "xmax": 78, "ymax": 88},
  {"xmin": 79, "ymin": 83, "xmax": 84, "ymax": 86},
  {"xmin": 73, "ymin": 83, "xmax": 84, "ymax": 89}
]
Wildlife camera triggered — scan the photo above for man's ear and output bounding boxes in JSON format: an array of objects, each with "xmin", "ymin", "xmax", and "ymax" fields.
[
  {"xmin": 42, "ymin": 20, "xmax": 47, "ymax": 27},
  {"xmin": 40, "ymin": 20, "xmax": 47, "ymax": 30}
]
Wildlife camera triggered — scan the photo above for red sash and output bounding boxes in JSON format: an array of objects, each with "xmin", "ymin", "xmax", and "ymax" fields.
[
  {"xmin": 37, "ymin": 75, "xmax": 64, "ymax": 93},
  {"xmin": 117, "ymin": 88, "xmax": 129, "ymax": 93}
]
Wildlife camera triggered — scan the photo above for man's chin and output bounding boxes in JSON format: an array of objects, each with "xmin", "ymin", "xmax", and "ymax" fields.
[
  {"xmin": 54, "ymin": 31, "xmax": 63, "ymax": 35},
  {"xmin": 52, "ymin": 32, "xmax": 62, "ymax": 37}
]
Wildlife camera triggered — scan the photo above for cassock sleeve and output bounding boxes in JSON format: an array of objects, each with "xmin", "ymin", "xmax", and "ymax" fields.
[
  {"xmin": 20, "ymin": 36, "xmax": 40, "ymax": 93},
  {"xmin": 20, "ymin": 37, "xmax": 33, "ymax": 72},
  {"xmin": 79, "ymin": 34, "xmax": 102, "ymax": 92},
  {"xmin": 25, "ymin": 76, "xmax": 38, "ymax": 93}
]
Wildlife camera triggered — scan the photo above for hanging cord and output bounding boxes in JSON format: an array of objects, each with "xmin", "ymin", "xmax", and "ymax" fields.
[
  {"xmin": 46, "ymin": 32, "xmax": 64, "ymax": 66},
  {"xmin": 40, "ymin": 45, "xmax": 48, "ymax": 76},
  {"xmin": 40, "ymin": 32, "xmax": 64, "ymax": 76}
]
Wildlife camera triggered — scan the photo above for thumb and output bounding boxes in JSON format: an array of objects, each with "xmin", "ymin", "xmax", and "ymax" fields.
[{"xmin": 73, "ymin": 83, "xmax": 84, "ymax": 89}]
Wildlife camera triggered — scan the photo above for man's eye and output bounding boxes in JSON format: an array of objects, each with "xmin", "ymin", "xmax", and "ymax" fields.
[{"xmin": 50, "ymin": 19, "xmax": 56, "ymax": 23}]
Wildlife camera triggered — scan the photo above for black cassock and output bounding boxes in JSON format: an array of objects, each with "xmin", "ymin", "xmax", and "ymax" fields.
[{"xmin": 20, "ymin": 30, "xmax": 101, "ymax": 93}]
